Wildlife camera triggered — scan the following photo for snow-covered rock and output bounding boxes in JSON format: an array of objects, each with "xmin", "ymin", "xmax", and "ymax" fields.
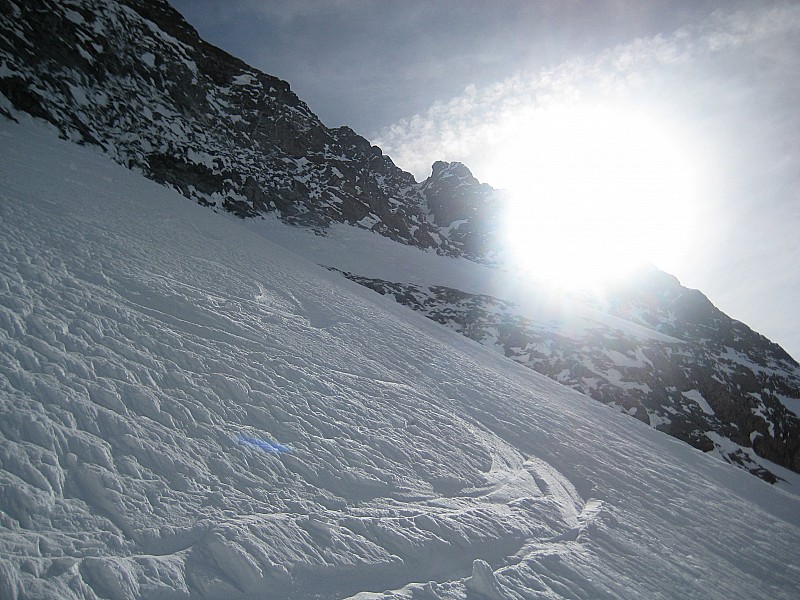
[
  {"xmin": 418, "ymin": 161, "xmax": 505, "ymax": 258},
  {"xmin": 0, "ymin": 0, "xmax": 500, "ymax": 258},
  {"xmin": 331, "ymin": 270, "xmax": 800, "ymax": 485}
]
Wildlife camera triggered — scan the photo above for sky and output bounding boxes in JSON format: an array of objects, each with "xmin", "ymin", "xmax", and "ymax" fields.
[{"xmin": 170, "ymin": 0, "xmax": 800, "ymax": 361}]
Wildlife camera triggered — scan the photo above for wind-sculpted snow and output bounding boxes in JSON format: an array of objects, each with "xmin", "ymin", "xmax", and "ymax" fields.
[
  {"xmin": 5, "ymin": 0, "xmax": 797, "ymax": 492},
  {"xmin": 238, "ymin": 214, "xmax": 800, "ymax": 488},
  {"xmin": 328, "ymin": 271, "xmax": 800, "ymax": 487},
  {"xmin": 1, "ymin": 118, "xmax": 799, "ymax": 598}
]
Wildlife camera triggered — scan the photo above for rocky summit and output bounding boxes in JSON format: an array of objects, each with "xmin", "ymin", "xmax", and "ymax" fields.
[{"xmin": 1, "ymin": 0, "xmax": 798, "ymax": 485}]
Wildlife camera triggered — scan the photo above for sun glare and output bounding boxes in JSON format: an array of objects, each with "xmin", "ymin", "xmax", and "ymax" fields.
[{"xmin": 486, "ymin": 103, "xmax": 700, "ymax": 290}]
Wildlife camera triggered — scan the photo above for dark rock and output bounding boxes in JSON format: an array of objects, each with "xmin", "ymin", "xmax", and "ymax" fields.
[{"xmin": 0, "ymin": 0, "xmax": 503, "ymax": 260}]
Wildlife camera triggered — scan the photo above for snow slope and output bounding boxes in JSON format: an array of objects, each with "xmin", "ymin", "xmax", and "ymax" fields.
[
  {"xmin": 1, "ymin": 116, "xmax": 799, "ymax": 599},
  {"xmin": 246, "ymin": 218, "xmax": 683, "ymax": 345},
  {"xmin": 249, "ymin": 216, "xmax": 800, "ymax": 487}
]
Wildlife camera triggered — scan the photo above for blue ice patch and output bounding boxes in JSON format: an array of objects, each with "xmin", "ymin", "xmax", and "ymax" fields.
[{"xmin": 237, "ymin": 434, "xmax": 291, "ymax": 454}]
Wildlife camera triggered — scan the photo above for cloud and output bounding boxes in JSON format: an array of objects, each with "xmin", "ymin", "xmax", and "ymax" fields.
[{"xmin": 374, "ymin": 3, "xmax": 800, "ymax": 182}]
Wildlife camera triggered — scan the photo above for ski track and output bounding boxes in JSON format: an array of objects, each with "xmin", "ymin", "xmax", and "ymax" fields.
[{"xmin": 0, "ymin": 117, "xmax": 799, "ymax": 599}]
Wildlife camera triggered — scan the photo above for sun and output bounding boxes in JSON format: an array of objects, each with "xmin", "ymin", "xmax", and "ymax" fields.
[{"xmin": 485, "ymin": 102, "xmax": 701, "ymax": 290}]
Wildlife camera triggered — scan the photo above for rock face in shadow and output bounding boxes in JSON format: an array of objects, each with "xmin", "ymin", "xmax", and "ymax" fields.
[
  {"xmin": 0, "ymin": 0, "xmax": 502, "ymax": 258},
  {"xmin": 420, "ymin": 161, "xmax": 506, "ymax": 258}
]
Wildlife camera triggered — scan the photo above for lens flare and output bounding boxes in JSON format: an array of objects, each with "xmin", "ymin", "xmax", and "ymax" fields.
[{"xmin": 237, "ymin": 434, "xmax": 291, "ymax": 454}]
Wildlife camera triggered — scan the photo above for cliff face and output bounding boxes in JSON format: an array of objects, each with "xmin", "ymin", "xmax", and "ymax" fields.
[
  {"xmin": 0, "ymin": 0, "xmax": 501, "ymax": 257},
  {"xmin": 419, "ymin": 161, "xmax": 506, "ymax": 258},
  {"xmin": 597, "ymin": 267, "xmax": 800, "ymax": 477}
]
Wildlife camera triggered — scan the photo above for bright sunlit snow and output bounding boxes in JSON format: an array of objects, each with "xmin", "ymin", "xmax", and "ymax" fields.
[{"xmin": 1, "ymin": 116, "xmax": 798, "ymax": 599}]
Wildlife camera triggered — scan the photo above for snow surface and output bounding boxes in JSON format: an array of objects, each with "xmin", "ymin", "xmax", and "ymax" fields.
[
  {"xmin": 252, "ymin": 213, "xmax": 800, "ymax": 489},
  {"xmin": 681, "ymin": 390, "xmax": 715, "ymax": 416},
  {"xmin": 1, "ymin": 115, "xmax": 799, "ymax": 598},
  {"xmin": 245, "ymin": 218, "xmax": 683, "ymax": 346}
]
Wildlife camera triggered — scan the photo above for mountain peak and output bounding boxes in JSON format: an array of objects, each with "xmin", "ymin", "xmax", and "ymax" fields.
[
  {"xmin": 0, "ymin": 0, "xmax": 499, "ymax": 259},
  {"xmin": 418, "ymin": 161, "xmax": 503, "ymax": 257},
  {"xmin": 628, "ymin": 264, "xmax": 683, "ymax": 289},
  {"xmin": 430, "ymin": 160, "xmax": 476, "ymax": 181}
]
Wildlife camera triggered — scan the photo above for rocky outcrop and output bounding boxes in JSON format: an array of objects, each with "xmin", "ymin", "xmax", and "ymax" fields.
[
  {"xmin": 419, "ymin": 161, "xmax": 506, "ymax": 258},
  {"xmin": 0, "ymin": 0, "xmax": 502, "ymax": 258}
]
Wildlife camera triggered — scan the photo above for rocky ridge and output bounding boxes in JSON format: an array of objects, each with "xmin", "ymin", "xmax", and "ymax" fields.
[{"xmin": 0, "ymin": 0, "xmax": 502, "ymax": 258}]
